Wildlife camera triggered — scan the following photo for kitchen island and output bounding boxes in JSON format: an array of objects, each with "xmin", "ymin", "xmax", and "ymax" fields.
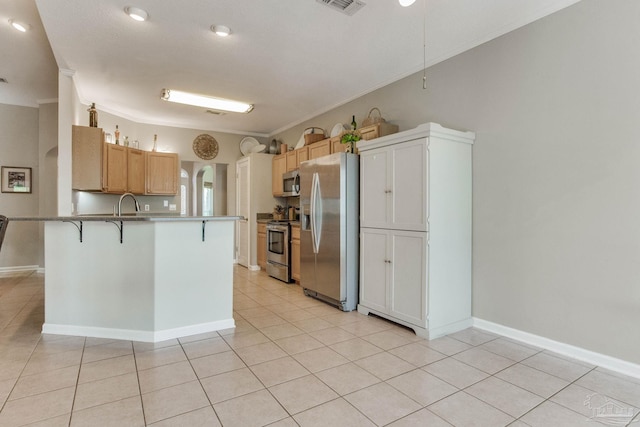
[{"xmin": 11, "ymin": 214, "xmax": 241, "ymax": 342}]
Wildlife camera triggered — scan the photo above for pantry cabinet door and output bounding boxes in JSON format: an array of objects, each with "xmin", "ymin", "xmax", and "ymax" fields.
[
  {"xmin": 360, "ymin": 148, "xmax": 390, "ymax": 228},
  {"xmin": 390, "ymin": 138, "xmax": 428, "ymax": 231},
  {"xmin": 389, "ymin": 230, "xmax": 427, "ymax": 326},
  {"xmin": 359, "ymin": 228, "xmax": 389, "ymax": 314}
]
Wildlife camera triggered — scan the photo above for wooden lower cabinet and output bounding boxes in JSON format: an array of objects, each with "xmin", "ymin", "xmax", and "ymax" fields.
[
  {"xmin": 257, "ymin": 222, "xmax": 267, "ymax": 270},
  {"xmin": 291, "ymin": 224, "xmax": 300, "ymax": 281}
]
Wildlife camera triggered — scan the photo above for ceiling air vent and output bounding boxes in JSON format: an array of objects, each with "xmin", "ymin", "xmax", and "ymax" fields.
[{"xmin": 316, "ymin": 0, "xmax": 366, "ymax": 16}]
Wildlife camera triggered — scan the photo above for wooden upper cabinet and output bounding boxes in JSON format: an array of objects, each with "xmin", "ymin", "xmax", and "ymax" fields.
[
  {"xmin": 359, "ymin": 123, "xmax": 399, "ymax": 141},
  {"xmin": 72, "ymin": 125, "xmax": 178, "ymax": 195},
  {"xmin": 72, "ymin": 125, "xmax": 103, "ymax": 191},
  {"xmin": 286, "ymin": 150, "xmax": 298, "ymax": 172},
  {"xmin": 146, "ymin": 151, "xmax": 178, "ymax": 195},
  {"xmin": 272, "ymin": 153, "xmax": 286, "ymax": 196},
  {"xmin": 308, "ymin": 139, "xmax": 331, "ymax": 160},
  {"xmin": 330, "ymin": 136, "xmax": 346, "ymax": 154},
  {"xmin": 297, "ymin": 146, "xmax": 309, "ymax": 168},
  {"xmin": 127, "ymin": 148, "xmax": 146, "ymax": 195},
  {"xmin": 102, "ymin": 143, "xmax": 128, "ymax": 194}
]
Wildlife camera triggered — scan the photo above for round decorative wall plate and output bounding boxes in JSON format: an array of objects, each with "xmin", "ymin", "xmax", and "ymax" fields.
[{"xmin": 193, "ymin": 134, "xmax": 219, "ymax": 160}]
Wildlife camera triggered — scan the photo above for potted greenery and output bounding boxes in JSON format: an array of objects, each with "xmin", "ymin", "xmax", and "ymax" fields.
[{"xmin": 340, "ymin": 131, "xmax": 361, "ymax": 153}]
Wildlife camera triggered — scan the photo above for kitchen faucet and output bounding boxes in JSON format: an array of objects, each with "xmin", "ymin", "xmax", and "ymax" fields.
[{"xmin": 117, "ymin": 193, "xmax": 141, "ymax": 216}]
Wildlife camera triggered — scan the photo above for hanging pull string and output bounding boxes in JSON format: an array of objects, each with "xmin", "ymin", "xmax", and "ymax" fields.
[{"xmin": 422, "ymin": 0, "xmax": 427, "ymax": 89}]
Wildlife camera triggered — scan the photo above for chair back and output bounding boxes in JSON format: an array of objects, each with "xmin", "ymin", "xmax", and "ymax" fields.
[{"xmin": 0, "ymin": 215, "xmax": 8, "ymax": 253}]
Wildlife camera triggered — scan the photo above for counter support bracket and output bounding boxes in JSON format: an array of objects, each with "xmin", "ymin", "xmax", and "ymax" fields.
[
  {"xmin": 106, "ymin": 220, "xmax": 124, "ymax": 244},
  {"xmin": 62, "ymin": 220, "xmax": 83, "ymax": 242}
]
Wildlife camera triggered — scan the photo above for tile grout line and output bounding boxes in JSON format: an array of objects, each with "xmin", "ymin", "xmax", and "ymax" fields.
[
  {"xmin": 66, "ymin": 336, "xmax": 87, "ymax": 427},
  {"xmin": 130, "ymin": 340, "xmax": 149, "ymax": 426},
  {"xmin": 510, "ymin": 365, "xmax": 599, "ymax": 424},
  {"xmin": 178, "ymin": 335, "xmax": 225, "ymax": 427}
]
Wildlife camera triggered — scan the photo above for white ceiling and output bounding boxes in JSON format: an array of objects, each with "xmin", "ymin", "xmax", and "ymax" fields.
[{"xmin": 2, "ymin": 0, "xmax": 582, "ymax": 137}]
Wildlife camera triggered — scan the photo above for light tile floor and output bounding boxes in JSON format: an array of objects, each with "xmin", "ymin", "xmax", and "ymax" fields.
[{"xmin": 0, "ymin": 268, "xmax": 639, "ymax": 426}]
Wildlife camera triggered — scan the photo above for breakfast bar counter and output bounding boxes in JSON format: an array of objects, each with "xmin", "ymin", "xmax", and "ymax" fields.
[{"xmin": 11, "ymin": 215, "xmax": 242, "ymax": 342}]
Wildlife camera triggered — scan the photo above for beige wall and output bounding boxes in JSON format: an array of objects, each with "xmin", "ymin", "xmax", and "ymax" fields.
[
  {"xmin": 0, "ymin": 103, "xmax": 41, "ymax": 268},
  {"xmin": 274, "ymin": 0, "xmax": 640, "ymax": 364}
]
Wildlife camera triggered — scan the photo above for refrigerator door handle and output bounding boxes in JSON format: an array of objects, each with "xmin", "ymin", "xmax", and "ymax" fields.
[{"xmin": 310, "ymin": 172, "xmax": 323, "ymax": 254}]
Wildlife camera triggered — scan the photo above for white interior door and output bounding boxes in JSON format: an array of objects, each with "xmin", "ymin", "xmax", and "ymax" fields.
[{"xmin": 236, "ymin": 159, "xmax": 250, "ymax": 267}]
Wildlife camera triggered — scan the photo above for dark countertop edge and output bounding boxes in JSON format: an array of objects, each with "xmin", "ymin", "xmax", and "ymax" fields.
[
  {"xmin": 257, "ymin": 219, "xmax": 301, "ymax": 226},
  {"xmin": 8, "ymin": 215, "xmax": 244, "ymax": 222}
]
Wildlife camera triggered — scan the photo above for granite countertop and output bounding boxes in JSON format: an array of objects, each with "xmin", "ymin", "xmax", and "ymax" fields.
[{"xmin": 9, "ymin": 214, "xmax": 244, "ymax": 222}]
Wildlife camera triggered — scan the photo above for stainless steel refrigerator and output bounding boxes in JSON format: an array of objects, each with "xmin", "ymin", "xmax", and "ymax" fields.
[{"xmin": 300, "ymin": 152, "xmax": 359, "ymax": 311}]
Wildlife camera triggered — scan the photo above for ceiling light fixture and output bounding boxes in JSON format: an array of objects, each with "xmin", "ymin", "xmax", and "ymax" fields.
[
  {"xmin": 399, "ymin": 0, "xmax": 416, "ymax": 6},
  {"xmin": 125, "ymin": 7, "xmax": 148, "ymax": 22},
  {"xmin": 161, "ymin": 89, "xmax": 253, "ymax": 114},
  {"xmin": 211, "ymin": 25, "xmax": 231, "ymax": 37},
  {"xmin": 8, "ymin": 19, "xmax": 31, "ymax": 32}
]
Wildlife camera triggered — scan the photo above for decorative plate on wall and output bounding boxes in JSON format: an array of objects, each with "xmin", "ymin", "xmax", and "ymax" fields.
[{"xmin": 193, "ymin": 134, "xmax": 219, "ymax": 160}]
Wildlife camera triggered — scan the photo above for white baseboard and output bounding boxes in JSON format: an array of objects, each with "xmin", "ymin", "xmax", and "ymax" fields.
[
  {"xmin": 473, "ymin": 317, "xmax": 640, "ymax": 380},
  {"xmin": 0, "ymin": 265, "xmax": 40, "ymax": 274},
  {"xmin": 43, "ymin": 318, "xmax": 236, "ymax": 343}
]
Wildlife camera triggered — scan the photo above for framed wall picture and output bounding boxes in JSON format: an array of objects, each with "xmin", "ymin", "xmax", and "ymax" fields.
[{"xmin": 1, "ymin": 166, "xmax": 32, "ymax": 193}]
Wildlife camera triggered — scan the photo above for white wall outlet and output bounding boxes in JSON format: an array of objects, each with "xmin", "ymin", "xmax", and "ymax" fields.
[
  {"xmin": 144, "ymin": 204, "xmax": 150, "ymax": 211},
  {"xmin": 169, "ymin": 204, "xmax": 176, "ymax": 211},
  {"xmin": 163, "ymin": 200, "xmax": 168, "ymax": 207}
]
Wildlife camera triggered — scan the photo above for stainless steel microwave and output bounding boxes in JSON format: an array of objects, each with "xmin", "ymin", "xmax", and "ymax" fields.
[{"xmin": 282, "ymin": 170, "xmax": 300, "ymax": 197}]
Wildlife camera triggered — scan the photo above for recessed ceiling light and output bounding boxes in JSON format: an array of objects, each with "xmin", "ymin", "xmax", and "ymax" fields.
[
  {"xmin": 398, "ymin": 0, "xmax": 416, "ymax": 6},
  {"xmin": 8, "ymin": 19, "xmax": 31, "ymax": 32},
  {"xmin": 211, "ymin": 25, "xmax": 231, "ymax": 37},
  {"xmin": 161, "ymin": 89, "xmax": 253, "ymax": 114},
  {"xmin": 125, "ymin": 7, "xmax": 148, "ymax": 22}
]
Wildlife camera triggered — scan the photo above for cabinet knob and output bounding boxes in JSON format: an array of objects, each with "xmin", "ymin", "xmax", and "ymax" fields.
[
  {"xmin": 385, "ymin": 259, "xmax": 392, "ymax": 264},
  {"xmin": 385, "ymin": 189, "xmax": 392, "ymax": 194}
]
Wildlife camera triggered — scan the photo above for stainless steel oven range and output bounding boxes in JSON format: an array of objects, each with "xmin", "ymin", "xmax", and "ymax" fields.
[{"xmin": 266, "ymin": 221, "xmax": 291, "ymax": 282}]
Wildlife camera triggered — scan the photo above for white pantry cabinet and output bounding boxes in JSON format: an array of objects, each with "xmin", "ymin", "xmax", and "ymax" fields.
[
  {"xmin": 236, "ymin": 153, "xmax": 275, "ymax": 270},
  {"xmin": 358, "ymin": 123, "xmax": 475, "ymax": 339}
]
